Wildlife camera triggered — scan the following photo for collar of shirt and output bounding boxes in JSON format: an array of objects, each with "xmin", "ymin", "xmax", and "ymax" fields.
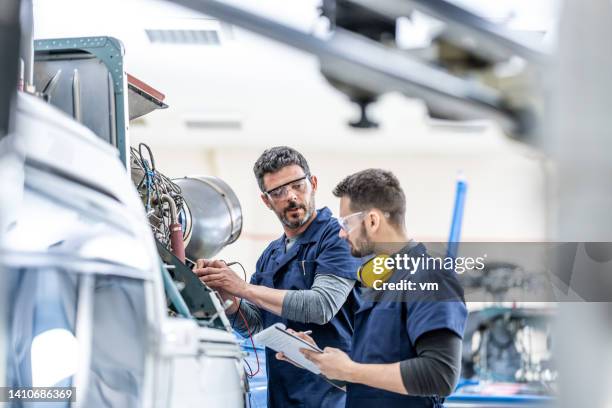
[{"xmin": 271, "ymin": 207, "xmax": 333, "ymax": 252}]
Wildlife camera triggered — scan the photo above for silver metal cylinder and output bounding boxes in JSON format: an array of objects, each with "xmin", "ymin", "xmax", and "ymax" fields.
[{"xmin": 174, "ymin": 176, "xmax": 242, "ymax": 260}]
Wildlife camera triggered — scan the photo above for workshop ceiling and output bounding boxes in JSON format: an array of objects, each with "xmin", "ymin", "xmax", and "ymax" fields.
[{"xmin": 32, "ymin": 0, "xmax": 550, "ymax": 154}]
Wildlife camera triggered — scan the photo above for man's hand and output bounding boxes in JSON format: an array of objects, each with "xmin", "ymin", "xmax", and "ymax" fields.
[
  {"xmin": 193, "ymin": 258, "xmax": 249, "ymax": 298},
  {"xmin": 192, "ymin": 260, "xmax": 234, "ymax": 311},
  {"xmin": 275, "ymin": 329, "xmax": 318, "ymax": 367},
  {"xmin": 301, "ymin": 347, "xmax": 357, "ymax": 381}
]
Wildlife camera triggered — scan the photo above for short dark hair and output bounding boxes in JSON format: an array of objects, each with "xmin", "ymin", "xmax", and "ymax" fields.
[
  {"xmin": 333, "ymin": 169, "xmax": 406, "ymax": 228},
  {"xmin": 253, "ymin": 146, "xmax": 311, "ymax": 192}
]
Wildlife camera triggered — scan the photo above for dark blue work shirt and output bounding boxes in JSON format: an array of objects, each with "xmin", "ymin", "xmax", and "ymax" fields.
[
  {"xmin": 251, "ymin": 207, "xmax": 361, "ymax": 408},
  {"xmin": 347, "ymin": 243, "xmax": 468, "ymax": 408}
]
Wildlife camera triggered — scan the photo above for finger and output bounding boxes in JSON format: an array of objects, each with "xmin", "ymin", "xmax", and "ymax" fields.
[
  {"xmin": 193, "ymin": 268, "xmax": 214, "ymax": 277},
  {"xmin": 213, "ymin": 259, "xmax": 227, "ymax": 267},
  {"xmin": 294, "ymin": 332, "xmax": 316, "ymax": 345},
  {"xmin": 202, "ymin": 266, "xmax": 227, "ymax": 274},
  {"xmin": 200, "ymin": 274, "xmax": 224, "ymax": 284},
  {"xmin": 300, "ymin": 349, "xmax": 318, "ymax": 361},
  {"xmin": 195, "ymin": 259, "xmax": 212, "ymax": 269},
  {"xmin": 194, "ymin": 267, "xmax": 225, "ymax": 277}
]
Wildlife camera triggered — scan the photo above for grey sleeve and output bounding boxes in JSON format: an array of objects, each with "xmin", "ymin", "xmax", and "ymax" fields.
[
  {"xmin": 227, "ymin": 300, "xmax": 264, "ymax": 337},
  {"xmin": 400, "ymin": 329, "xmax": 463, "ymax": 397},
  {"xmin": 281, "ymin": 274, "xmax": 355, "ymax": 325}
]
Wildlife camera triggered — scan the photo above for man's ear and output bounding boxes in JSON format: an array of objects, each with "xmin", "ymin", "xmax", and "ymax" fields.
[
  {"xmin": 365, "ymin": 210, "xmax": 381, "ymax": 234},
  {"xmin": 260, "ymin": 193, "xmax": 273, "ymax": 210},
  {"xmin": 309, "ymin": 175, "xmax": 318, "ymax": 193}
]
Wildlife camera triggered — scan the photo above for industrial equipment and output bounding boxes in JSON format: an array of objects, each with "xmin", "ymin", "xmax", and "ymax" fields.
[
  {"xmin": 0, "ymin": 1, "xmax": 249, "ymax": 404},
  {"xmin": 168, "ymin": 0, "xmax": 545, "ymax": 138}
]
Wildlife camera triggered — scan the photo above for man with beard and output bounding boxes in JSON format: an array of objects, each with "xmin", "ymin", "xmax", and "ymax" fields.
[
  {"xmin": 194, "ymin": 146, "xmax": 361, "ymax": 408},
  {"xmin": 285, "ymin": 169, "xmax": 467, "ymax": 408}
]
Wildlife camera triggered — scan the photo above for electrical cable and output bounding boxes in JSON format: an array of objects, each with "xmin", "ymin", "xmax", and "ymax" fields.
[
  {"xmin": 237, "ymin": 302, "xmax": 261, "ymax": 377},
  {"xmin": 225, "ymin": 261, "xmax": 246, "ymax": 329},
  {"xmin": 222, "ymin": 260, "xmax": 261, "ymax": 378},
  {"xmin": 130, "ymin": 144, "xmax": 184, "ymax": 248}
]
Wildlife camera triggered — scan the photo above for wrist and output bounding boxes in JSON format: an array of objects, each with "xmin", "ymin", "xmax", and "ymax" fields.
[
  {"xmin": 345, "ymin": 361, "xmax": 362, "ymax": 383},
  {"xmin": 240, "ymin": 282, "xmax": 254, "ymax": 300}
]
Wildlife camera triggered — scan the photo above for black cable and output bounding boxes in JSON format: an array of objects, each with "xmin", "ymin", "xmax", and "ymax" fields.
[
  {"xmin": 223, "ymin": 260, "xmax": 261, "ymax": 377},
  {"xmin": 138, "ymin": 142, "xmax": 155, "ymax": 170},
  {"xmin": 244, "ymin": 358, "xmax": 255, "ymax": 377},
  {"xmin": 225, "ymin": 261, "xmax": 247, "ymax": 329}
]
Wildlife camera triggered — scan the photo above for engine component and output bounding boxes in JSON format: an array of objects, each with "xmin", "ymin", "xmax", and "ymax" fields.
[
  {"xmin": 174, "ymin": 176, "xmax": 242, "ymax": 260},
  {"xmin": 130, "ymin": 144, "xmax": 186, "ymax": 259},
  {"xmin": 130, "ymin": 143, "xmax": 242, "ymax": 263},
  {"xmin": 462, "ymin": 307, "xmax": 556, "ymax": 390}
]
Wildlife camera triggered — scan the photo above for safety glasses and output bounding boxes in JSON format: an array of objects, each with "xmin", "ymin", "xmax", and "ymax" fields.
[
  {"xmin": 265, "ymin": 175, "xmax": 311, "ymax": 201},
  {"xmin": 338, "ymin": 210, "xmax": 391, "ymax": 233},
  {"xmin": 338, "ymin": 211, "xmax": 366, "ymax": 233}
]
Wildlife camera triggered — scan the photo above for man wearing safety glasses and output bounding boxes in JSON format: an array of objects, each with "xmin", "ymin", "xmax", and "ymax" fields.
[
  {"xmin": 194, "ymin": 146, "xmax": 361, "ymax": 408},
  {"xmin": 283, "ymin": 169, "xmax": 467, "ymax": 408}
]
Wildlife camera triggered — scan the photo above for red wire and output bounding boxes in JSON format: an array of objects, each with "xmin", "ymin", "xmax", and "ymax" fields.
[{"xmin": 234, "ymin": 295, "xmax": 261, "ymax": 377}]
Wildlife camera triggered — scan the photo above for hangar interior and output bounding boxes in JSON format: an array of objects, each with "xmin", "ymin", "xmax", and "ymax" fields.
[{"xmin": 1, "ymin": 0, "xmax": 611, "ymax": 407}]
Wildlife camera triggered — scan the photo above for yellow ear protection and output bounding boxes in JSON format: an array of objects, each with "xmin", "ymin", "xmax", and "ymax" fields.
[{"xmin": 357, "ymin": 254, "xmax": 394, "ymax": 288}]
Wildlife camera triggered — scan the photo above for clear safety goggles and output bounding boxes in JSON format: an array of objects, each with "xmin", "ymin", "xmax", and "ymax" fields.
[
  {"xmin": 265, "ymin": 175, "xmax": 311, "ymax": 201},
  {"xmin": 338, "ymin": 211, "xmax": 366, "ymax": 233},
  {"xmin": 338, "ymin": 210, "xmax": 391, "ymax": 233}
]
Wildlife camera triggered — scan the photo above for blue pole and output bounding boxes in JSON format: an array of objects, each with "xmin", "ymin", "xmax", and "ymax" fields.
[{"xmin": 447, "ymin": 173, "xmax": 467, "ymax": 259}]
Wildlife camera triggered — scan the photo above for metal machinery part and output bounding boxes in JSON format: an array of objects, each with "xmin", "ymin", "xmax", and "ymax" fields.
[
  {"xmin": 130, "ymin": 144, "xmax": 241, "ymax": 329},
  {"xmin": 0, "ymin": 0, "xmax": 22, "ymax": 390},
  {"xmin": 174, "ymin": 176, "xmax": 243, "ymax": 261},
  {"xmin": 2, "ymin": 91, "xmax": 162, "ymax": 407},
  {"xmin": 460, "ymin": 308, "xmax": 556, "ymax": 386},
  {"xmin": 1, "ymin": 6, "xmax": 247, "ymax": 403},
  {"xmin": 0, "ymin": 93, "xmax": 245, "ymax": 408},
  {"xmin": 2, "ymin": 66, "xmax": 246, "ymax": 408},
  {"xmin": 127, "ymin": 73, "xmax": 169, "ymax": 121},
  {"xmin": 130, "ymin": 144, "xmax": 243, "ymax": 262},
  {"xmin": 0, "ymin": 0, "xmax": 21, "ymax": 139},
  {"xmin": 168, "ymin": 0, "xmax": 546, "ymax": 137},
  {"xmin": 33, "ymin": 36, "xmax": 130, "ymax": 165}
]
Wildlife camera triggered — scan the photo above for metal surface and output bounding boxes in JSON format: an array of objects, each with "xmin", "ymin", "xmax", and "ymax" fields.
[
  {"xmin": 34, "ymin": 37, "xmax": 129, "ymax": 165},
  {"xmin": 127, "ymin": 73, "xmax": 169, "ymax": 120},
  {"xmin": 175, "ymin": 176, "xmax": 243, "ymax": 260},
  {"xmin": 127, "ymin": 83, "xmax": 168, "ymax": 120},
  {"xmin": 156, "ymin": 240, "xmax": 230, "ymax": 330},
  {"xmin": 0, "ymin": 0, "xmax": 21, "ymax": 139},
  {"xmin": 19, "ymin": 0, "xmax": 33, "ymax": 87},
  {"xmin": 73, "ymin": 274, "xmax": 95, "ymax": 408},
  {"xmin": 72, "ymin": 68, "xmax": 82, "ymax": 122},
  {"xmin": 108, "ymin": 72, "xmax": 117, "ymax": 147},
  {"xmin": 168, "ymin": 0, "xmax": 526, "ymax": 135},
  {"xmin": 348, "ymin": 0, "xmax": 549, "ymax": 63},
  {"xmin": 12, "ymin": 93, "xmax": 158, "ymax": 277},
  {"xmin": 168, "ymin": 326, "xmax": 245, "ymax": 407},
  {"xmin": 5, "ymin": 73, "xmax": 245, "ymax": 407}
]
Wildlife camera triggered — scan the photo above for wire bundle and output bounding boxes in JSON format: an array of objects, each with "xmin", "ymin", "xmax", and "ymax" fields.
[{"xmin": 130, "ymin": 143, "xmax": 185, "ymax": 248}]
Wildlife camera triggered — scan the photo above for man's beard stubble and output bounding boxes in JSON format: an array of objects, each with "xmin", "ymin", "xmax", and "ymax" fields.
[
  {"xmin": 350, "ymin": 223, "xmax": 375, "ymax": 258},
  {"xmin": 278, "ymin": 196, "xmax": 315, "ymax": 230}
]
